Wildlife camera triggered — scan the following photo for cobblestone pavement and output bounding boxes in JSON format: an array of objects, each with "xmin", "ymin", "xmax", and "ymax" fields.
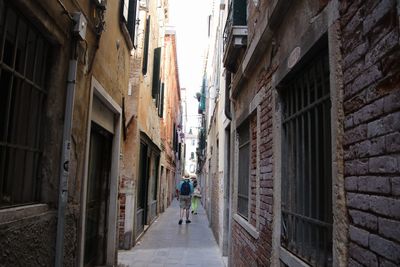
[{"xmin": 118, "ymin": 200, "xmax": 225, "ymax": 267}]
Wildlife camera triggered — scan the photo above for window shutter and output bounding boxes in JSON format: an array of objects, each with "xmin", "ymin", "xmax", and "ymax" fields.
[
  {"xmin": 142, "ymin": 16, "xmax": 150, "ymax": 75},
  {"xmin": 133, "ymin": 0, "xmax": 140, "ymax": 47},
  {"xmin": 152, "ymin": 47, "xmax": 161, "ymax": 101},
  {"xmin": 173, "ymin": 124, "xmax": 176, "ymax": 150},
  {"xmin": 127, "ymin": 0, "xmax": 138, "ymax": 44},
  {"xmin": 158, "ymin": 83, "xmax": 164, "ymax": 118}
]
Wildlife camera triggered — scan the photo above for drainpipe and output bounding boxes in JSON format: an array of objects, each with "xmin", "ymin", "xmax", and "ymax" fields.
[{"xmin": 55, "ymin": 58, "xmax": 78, "ymax": 267}]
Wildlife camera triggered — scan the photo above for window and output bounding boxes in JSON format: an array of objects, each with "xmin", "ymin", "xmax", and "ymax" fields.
[
  {"xmin": 237, "ymin": 120, "xmax": 250, "ymax": 219},
  {"xmin": 190, "ymin": 152, "xmax": 194, "ymax": 160},
  {"xmin": 189, "ymin": 164, "xmax": 195, "ymax": 173},
  {"xmin": 0, "ymin": 3, "xmax": 50, "ymax": 207},
  {"xmin": 120, "ymin": 0, "xmax": 140, "ymax": 48},
  {"xmin": 192, "ymin": 139, "xmax": 195, "ymax": 146},
  {"xmin": 121, "ymin": 0, "xmax": 129, "ymax": 23},
  {"xmin": 281, "ymin": 49, "xmax": 332, "ymax": 266}
]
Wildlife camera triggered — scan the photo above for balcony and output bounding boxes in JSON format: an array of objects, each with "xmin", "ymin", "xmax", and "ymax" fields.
[{"xmin": 223, "ymin": 0, "xmax": 248, "ymax": 73}]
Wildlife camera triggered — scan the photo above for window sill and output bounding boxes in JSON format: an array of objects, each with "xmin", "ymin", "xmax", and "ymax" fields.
[
  {"xmin": 233, "ymin": 213, "xmax": 259, "ymax": 239},
  {"xmin": 280, "ymin": 246, "xmax": 310, "ymax": 267},
  {"xmin": 0, "ymin": 203, "xmax": 49, "ymax": 224}
]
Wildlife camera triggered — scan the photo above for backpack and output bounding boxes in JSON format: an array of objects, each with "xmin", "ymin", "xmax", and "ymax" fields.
[{"xmin": 180, "ymin": 180, "xmax": 190, "ymax": 195}]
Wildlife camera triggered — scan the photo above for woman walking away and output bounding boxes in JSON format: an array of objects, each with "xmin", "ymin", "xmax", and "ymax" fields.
[{"xmin": 191, "ymin": 178, "xmax": 201, "ymax": 215}]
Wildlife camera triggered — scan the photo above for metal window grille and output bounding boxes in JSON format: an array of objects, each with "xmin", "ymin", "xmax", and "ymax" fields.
[
  {"xmin": 237, "ymin": 120, "xmax": 250, "ymax": 219},
  {"xmin": 281, "ymin": 50, "xmax": 332, "ymax": 266},
  {"xmin": 0, "ymin": 2, "xmax": 49, "ymax": 207}
]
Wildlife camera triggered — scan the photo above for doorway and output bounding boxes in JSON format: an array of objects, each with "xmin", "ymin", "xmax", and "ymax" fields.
[
  {"xmin": 84, "ymin": 122, "xmax": 112, "ymax": 266},
  {"xmin": 136, "ymin": 142, "xmax": 149, "ymax": 238}
]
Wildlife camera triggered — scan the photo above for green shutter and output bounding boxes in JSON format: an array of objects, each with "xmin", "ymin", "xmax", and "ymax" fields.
[
  {"xmin": 142, "ymin": 16, "xmax": 150, "ymax": 75},
  {"xmin": 152, "ymin": 47, "xmax": 161, "ymax": 101},
  {"xmin": 127, "ymin": 0, "xmax": 137, "ymax": 44},
  {"xmin": 158, "ymin": 83, "xmax": 164, "ymax": 118}
]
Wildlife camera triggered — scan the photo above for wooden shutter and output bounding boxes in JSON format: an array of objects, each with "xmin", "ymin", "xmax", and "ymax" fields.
[
  {"xmin": 152, "ymin": 47, "xmax": 161, "ymax": 101},
  {"xmin": 127, "ymin": 0, "xmax": 138, "ymax": 44},
  {"xmin": 142, "ymin": 16, "xmax": 150, "ymax": 75},
  {"xmin": 158, "ymin": 83, "xmax": 164, "ymax": 118}
]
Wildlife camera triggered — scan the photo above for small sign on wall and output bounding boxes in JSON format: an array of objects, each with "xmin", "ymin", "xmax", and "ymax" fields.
[{"xmin": 288, "ymin": 46, "xmax": 301, "ymax": 69}]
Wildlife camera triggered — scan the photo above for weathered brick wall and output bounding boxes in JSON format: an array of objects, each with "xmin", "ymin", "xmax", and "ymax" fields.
[
  {"xmin": 250, "ymin": 116, "xmax": 257, "ymax": 227},
  {"xmin": 341, "ymin": 0, "xmax": 400, "ymax": 265},
  {"xmin": 118, "ymin": 176, "xmax": 127, "ymax": 248},
  {"xmin": 231, "ymin": 86, "xmax": 274, "ymax": 266}
]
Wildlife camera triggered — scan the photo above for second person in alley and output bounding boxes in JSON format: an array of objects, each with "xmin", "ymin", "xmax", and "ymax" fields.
[
  {"xmin": 177, "ymin": 174, "xmax": 194, "ymax": 224},
  {"xmin": 191, "ymin": 177, "xmax": 201, "ymax": 215}
]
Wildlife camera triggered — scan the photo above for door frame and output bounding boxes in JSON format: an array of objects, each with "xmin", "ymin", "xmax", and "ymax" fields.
[{"xmin": 78, "ymin": 76, "xmax": 122, "ymax": 266}]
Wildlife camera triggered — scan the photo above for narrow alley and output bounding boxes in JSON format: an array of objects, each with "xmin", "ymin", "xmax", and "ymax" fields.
[
  {"xmin": 118, "ymin": 200, "xmax": 225, "ymax": 267},
  {"xmin": 1, "ymin": 0, "xmax": 400, "ymax": 267}
]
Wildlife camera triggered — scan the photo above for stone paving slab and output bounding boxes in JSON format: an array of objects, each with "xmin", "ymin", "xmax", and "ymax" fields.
[{"xmin": 118, "ymin": 200, "xmax": 225, "ymax": 267}]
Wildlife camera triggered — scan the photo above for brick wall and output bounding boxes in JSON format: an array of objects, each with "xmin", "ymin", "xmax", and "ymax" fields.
[
  {"xmin": 119, "ymin": 176, "xmax": 127, "ymax": 248},
  {"xmin": 231, "ymin": 86, "xmax": 274, "ymax": 266},
  {"xmin": 341, "ymin": 0, "xmax": 400, "ymax": 265}
]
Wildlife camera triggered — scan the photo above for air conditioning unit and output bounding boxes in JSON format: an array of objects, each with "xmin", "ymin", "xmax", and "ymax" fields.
[{"xmin": 92, "ymin": 0, "xmax": 107, "ymax": 10}]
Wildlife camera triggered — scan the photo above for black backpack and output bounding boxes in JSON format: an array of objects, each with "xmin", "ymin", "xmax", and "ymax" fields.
[{"xmin": 180, "ymin": 180, "xmax": 190, "ymax": 195}]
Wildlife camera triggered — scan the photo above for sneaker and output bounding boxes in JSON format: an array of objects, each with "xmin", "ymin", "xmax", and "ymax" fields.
[
  {"xmin": 186, "ymin": 220, "xmax": 191, "ymax": 224},
  {"xmin": 178, "ymin": 219, "xmax": 183, "ymax": 225},
  {"xmin": 191, "ymin": 210, "xmax": 194, "ymax": 214}
]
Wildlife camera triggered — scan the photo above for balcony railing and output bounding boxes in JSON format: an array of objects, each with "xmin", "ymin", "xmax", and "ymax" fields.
[{"xmin": 223, "ymin": 0, "xmax": 248, "ymax": 72}]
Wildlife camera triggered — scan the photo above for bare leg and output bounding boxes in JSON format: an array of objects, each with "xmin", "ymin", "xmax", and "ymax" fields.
[{"xmin": 186, "ymin": 209, "xmax": 189, "ymax": 220}]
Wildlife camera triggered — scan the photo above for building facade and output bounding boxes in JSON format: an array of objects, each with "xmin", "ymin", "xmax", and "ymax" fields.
[
  {"xmin": 199, "ymin": 0, "xmax": 233, "ymax": 257},
  {"xmin": 118, "ymin": 0, "xmax": 183, "ymax": 251},
  {"xmin": 201, "ymin": 0, "xmax": 400, "ymax": 266},
  {"xmin": 0, "ymin": 0, "xmax": 131, "ymax": 266},
  {"xmin": 161, "ymin": 28, "xmax": 183, "ymax": 210}
]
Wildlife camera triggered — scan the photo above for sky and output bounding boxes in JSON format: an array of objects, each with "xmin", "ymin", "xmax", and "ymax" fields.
[{"xmin": 168, "ymin": 0, "xmax": 213, "ymax": 130}]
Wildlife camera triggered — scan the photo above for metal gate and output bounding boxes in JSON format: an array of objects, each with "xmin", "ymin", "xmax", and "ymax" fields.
[{"xmin": 281, "ymin": 50, "xmax": 332, "ymax": 266}]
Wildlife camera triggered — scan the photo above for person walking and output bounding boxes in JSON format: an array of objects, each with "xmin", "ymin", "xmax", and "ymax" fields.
[
  {"xmin": 177, "ymin": 174, "xmax": 193, "ymax": 224},
  {"xmin": 191, "ymin": 178, "xmax": 201, "ymax": 215}
]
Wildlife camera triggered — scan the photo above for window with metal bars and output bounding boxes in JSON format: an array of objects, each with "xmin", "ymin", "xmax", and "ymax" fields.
[
  {"xmin": 281, "ymin": 49, "xmax": 332, "ymax": 266},
  {"xmin": 0, "ymin": 2, "xmax": 49, "ymax": 207},
  {"xmin": 237, "ymin": 120, "xmax": 250, "ymax": 219}
]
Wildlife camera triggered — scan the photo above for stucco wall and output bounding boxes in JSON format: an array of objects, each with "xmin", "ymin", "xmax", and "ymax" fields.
[{"xmin": 0, "ymin": 0, "xmax": 130, "ymax": 265}]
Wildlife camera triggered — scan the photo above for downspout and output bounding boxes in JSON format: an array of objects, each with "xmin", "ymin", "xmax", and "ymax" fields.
[
  {"xmin": 55, "ymin": 58, "xmax": 78, "ymax": 267},
  {"xmin": 54, "ymin": 3, "xmax": 78, "ymax": 265}
]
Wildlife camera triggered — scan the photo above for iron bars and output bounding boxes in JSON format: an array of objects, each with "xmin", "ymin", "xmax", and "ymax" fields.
[{"xmin": 281, "ymin": 50, "xmax": 333, "ymax": 266}]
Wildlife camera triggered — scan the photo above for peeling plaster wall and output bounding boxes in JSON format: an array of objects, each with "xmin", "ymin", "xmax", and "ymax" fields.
[
  {"xmin": 0, "ymin": 0, "xmax": 130, "ymax": 265},
  {"xmin": 119, "ymin": 0, "xmax": 171, "ymax": 249}
]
